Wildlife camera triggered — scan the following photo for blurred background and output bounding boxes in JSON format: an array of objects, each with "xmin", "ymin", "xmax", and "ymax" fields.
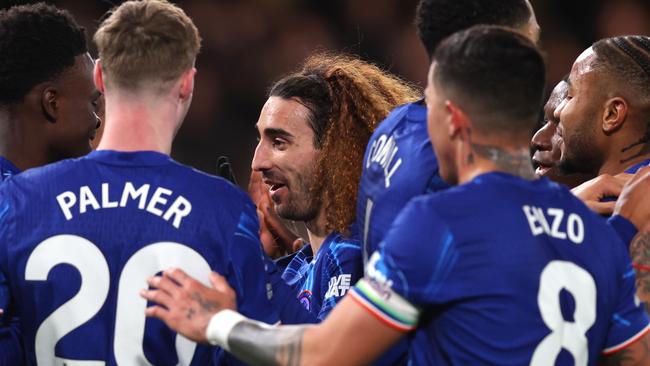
[{"xmin": 2, "ymin": 0, "xmax": 649, "ymax": 188}]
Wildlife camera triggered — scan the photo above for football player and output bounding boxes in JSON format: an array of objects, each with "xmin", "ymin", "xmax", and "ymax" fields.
[
  {"xmin": 144, "ymin": 26, "xmax": 650, "ymax": 366},
  {"xmin": 0, "ymin": 1, "xmax": 275, "ymax": 364}
]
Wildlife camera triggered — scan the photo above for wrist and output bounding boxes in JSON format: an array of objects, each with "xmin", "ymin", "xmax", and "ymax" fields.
[{"xmin": 205, "ymin": 309, "xmax": 246, "ymax": 350}]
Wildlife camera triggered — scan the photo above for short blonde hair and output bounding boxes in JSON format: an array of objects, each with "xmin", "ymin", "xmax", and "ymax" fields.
[{"xmin": 94, "ymin": 0, "xmax": 200, "ymax": 91}]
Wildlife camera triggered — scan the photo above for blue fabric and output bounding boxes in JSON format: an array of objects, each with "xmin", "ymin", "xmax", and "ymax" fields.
[
  {"xmin": 0, "ymin": 156, "xmax": 23, "ymax": 366},
  {"xmin": 0, "ymin": 150, "xmax": 278, "ymax": 365},
  {"xmin": 281, "ymin": 231, "xmax": 363, "ymax": 321},
  {"xmin": 356, "ymin": 101, "xmax": 447, "ymax": 365},
  {"xmin": 364, "ymin": 173, "xmax": 649, "ymax": 365},
  {"xmin": 357, "ymin": 100, "xmax": 448, "ymax": 263},
  {"xmin": 625, "ymin": 159, "xmax": 650, "ymax": 174},
  {"xmin": 0, "ymin": 157, "xmax": 19, "ymax": 183},
  {"xmin": 608, "ymin": 215, "xmax": 638, "ymax": 251}
]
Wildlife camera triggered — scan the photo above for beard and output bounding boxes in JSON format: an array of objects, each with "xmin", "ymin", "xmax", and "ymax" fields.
[
  {"xmin": 557, "ymin": 120, "xmax": 602, "ymax": 176},
  {"xmin": 272, "ymin": 165, "xmax": 322, "ymax": 223}
]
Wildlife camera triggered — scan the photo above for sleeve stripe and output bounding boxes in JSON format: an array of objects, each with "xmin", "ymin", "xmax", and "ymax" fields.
[
  {"xmin": 349, "ymin": 290, "xmax": 415, "ymax": 332},
  {"xmin": 351, "ymin": 279, "xmax": 419, "ymax": 330},
  {"xmin": 355, "ymin": 279, "xmax": 419, "ymax": 325},
  {"xmin": 602, "ymin": 322, "xmax": 650, "ymax": 355}
]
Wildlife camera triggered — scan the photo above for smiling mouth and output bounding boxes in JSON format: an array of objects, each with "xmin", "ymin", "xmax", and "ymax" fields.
[
  {"xmin": 269, "ymin": 183, "xmax": 286, "ymax": 193},
  {"xmin": 535, "ymin": 163, "xmax": 555, "ymax": 176}
]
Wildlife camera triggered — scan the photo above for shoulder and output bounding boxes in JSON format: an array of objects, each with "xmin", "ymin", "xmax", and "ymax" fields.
[
  {"xmin": 371, "ymin": 101, "xmax": 425, "ymax": 136},
  {"xmin": 0, "ymin": 158, "xmax": 80, "ymax": 198},
  {"xmin": 166, "ymin": 158, "xmax": 254, "ymax": 212}
]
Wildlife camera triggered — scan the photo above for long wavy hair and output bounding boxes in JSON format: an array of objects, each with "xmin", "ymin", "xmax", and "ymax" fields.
[{"xmin": 269, "ymin": 53, "xmax": 420, "ymax": 235}]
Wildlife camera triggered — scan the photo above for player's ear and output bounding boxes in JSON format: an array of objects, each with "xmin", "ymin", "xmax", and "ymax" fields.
[
  {"xmin": 446, "ymin": 101, "xmax": 470, "ymax": 139},
  {"xmin": 178, "ymin": 67, "xmax": 196, "ymax": 101},
  {"xmin": 40, "ymin": 85, "xmax": 58, "ymax": 123},
  {"xmin": 94, "ymin": 59, "xmax": 105, "ymax": 94},
  {"xmin": 602, "ymin": 97, "xmax": 627, "ymax": 135}
]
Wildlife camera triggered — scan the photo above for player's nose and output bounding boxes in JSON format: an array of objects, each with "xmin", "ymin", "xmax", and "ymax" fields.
[
  {"xmin": 251, "ymin": 142, "xmax": 272, "ymax": 172},
  {"xmin": 531, "ymin": 122, "xmax": 553, "ymax": 152}
]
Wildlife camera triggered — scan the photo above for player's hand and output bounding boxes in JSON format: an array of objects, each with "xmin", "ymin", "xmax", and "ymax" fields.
[
  {"xmin": 249, "ymin": 171, "xmax": 303, "ymax": 258},
  {"xmin": 614, "ymin": 166, "xmax": 650, "ymax": 232},
  {"xmin": 141, "ymin": 268, "xmax": 237, "ymax": 344},
  {"xmin": 571, "ymin": 173, "xmax": 632, "ymax": 215}
]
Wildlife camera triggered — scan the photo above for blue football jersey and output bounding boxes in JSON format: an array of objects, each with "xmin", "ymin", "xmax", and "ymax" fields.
[
  {"xmin": 353, "ymin": 172, "xmax": 650, "ymax": 365},
  {"xmin": 264, "ymin": 256, "xmax": 319, "ymax": 325},
  {"xmin": 0, "ymin": 150, "xmax": 278, "ymax": 365},
  {"xmin": 357, "ymin": 100, "xmax": 448, "ymax": 263},
  {"xmin": 0, "ymin": 157, "xmax": 19, "ymax": 183},
  {"xmin": 625, "ymin": 159, "xmax": 650, "ymax": 174},
  {"xmin": 0, "ymin": 156, "xmax": 23, "ymax": 366},
  {"xmin": 281, "ymin": 231, "xmax": 363, "ymax": 321},
  {"xmin": 0, "ymin": 156, "xmax": 20, "ymax": 312}
]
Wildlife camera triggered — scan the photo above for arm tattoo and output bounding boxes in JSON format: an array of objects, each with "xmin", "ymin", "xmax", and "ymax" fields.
[
  {"xmin": 191, "ymin": 292, "xmax": 221, "ymax": 312},
  {"xmin": 470, "ymin": 142, "xmax": 536, "ymax": 179},
  {"xmin": 227, "ymin": 320, "xmax": 308, "ymax": 366},
  {"xmin": 631, "ymin": 233, "xmax": 650, "ymax": 311}
]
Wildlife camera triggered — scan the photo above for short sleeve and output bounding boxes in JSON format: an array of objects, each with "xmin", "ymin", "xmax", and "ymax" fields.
[
  {"xmin": 607, "ymin": 215, "xmax": 638, "ymax": 251},
  {"xmin": 350, "ymin": 198, "xmax": 460, "ymax": 331}
]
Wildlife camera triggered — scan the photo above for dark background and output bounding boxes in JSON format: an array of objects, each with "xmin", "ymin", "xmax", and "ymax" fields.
[{"xmin": 2, "ymin": 0, "xmax": 649, "ymax": 188}]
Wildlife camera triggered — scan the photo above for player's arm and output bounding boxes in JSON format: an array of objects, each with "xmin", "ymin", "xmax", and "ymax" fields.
[
  {"xmin": 142, "ymin": 268, "xmax": 405, "ymax": 366},
  {"xmin": 630, "ymin": 232, "xmax": 650, "ymax": 306},
  {"xmin": 599, "ymin": 332, "xmax": 650, "ymax": 366}
]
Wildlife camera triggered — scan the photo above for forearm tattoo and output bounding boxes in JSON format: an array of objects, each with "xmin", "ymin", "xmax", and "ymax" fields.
[
  {"xmin": 470, "ymin": 142, "xmax": 536, "ymax": 179},
  {"xmin": 227, "ymin": 321, "xmax": 308, "ymax": 366},
  {"xmin": 631, "ymin": 233, "xmax": 650, "ymax": 310}
]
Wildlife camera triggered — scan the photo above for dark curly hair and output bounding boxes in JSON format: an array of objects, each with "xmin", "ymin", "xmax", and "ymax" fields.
[
  {"xmin": 416, "ymin": 0, "xmax": 531, "ymax": 58},
  {"xmin": 0, "ymin": 2, "xmax": 87, "ymax": 106},
  {"xmin": 269, "ymin": 53, "xmax": 420, "ymax": 235}
]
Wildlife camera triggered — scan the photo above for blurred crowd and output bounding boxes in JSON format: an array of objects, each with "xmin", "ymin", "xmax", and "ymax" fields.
[{"xmin": 2, "ymin": 0, "xmax": 649, "ymax": 186}]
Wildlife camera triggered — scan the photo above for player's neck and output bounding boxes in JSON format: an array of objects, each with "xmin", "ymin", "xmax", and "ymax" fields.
[
  {"xmin": 0, "ymin": 109, "xmax": 50, "ymax": 171},
  {"xmin": 599, "ymin": 156, "xmax": 650, "ymax": 176},
  {"xmin": 458, "ymin": 141, "xmax": 535, "ymax": 184},
  {"xmin": 97, "ymin": 93, "xmax": 179, "ymax": 155},
  {"xmin": 305, "ymin": 210, "xmax": 328, "ymax": 254},
  {"xmin": 599, "ymin": 138, "xmax": 650, "ymax": 175}
]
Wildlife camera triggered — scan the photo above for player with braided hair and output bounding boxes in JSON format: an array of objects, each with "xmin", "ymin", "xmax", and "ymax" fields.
[
  {"xmin": 557, "ymin": 35, "xmax": 650, "ymax": 178},
  {"xmin": 553, "ymin": 36, "xmax": 650, "ymax": 235}
]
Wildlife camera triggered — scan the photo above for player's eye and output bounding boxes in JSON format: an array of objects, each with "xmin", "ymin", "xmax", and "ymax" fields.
[{"xmin": 271, "ymin": 138, "xmax": 286, "ymax": 148}]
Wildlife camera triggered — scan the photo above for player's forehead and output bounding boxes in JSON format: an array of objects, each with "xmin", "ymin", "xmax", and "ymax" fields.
[
  {"xmin": 545, "ymin": 81, "xmax": 568, "ymax": 111},
  {"xmin": 255, "ymin": 96, "xmax": 314, "ymax": 138},
  {"xmin": 568, "ymin": 47, "xmax": 597, "ymax": 87}
]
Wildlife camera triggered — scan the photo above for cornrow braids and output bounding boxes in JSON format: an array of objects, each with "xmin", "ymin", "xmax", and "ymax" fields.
[
  {"xmin": 593, "ymin": 36, "xmax": 650, "ymax": 101},
  {"xmin": 593, "ymin": 36, "xmax": 650, "ymax": 161},
  {"xmin": 270, "ymin": 53, "xmax": 420, "ymax": 235}
]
